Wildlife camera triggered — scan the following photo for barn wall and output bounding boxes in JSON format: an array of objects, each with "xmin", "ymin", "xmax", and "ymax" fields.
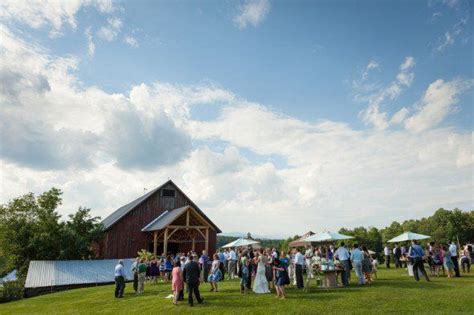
[{"xmin": 99, "ymin": 183, "xmax": 217, "ymax": 258}]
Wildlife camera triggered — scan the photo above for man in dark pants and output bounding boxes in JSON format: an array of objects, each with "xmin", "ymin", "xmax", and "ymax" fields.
[
  {"xmin": 335, "ymin": 242, "xmax": 351, "ymax": 286},
  {"xmin": 246, "ymin": 247, "xmax": 254, "ymax": 290},
  {"xmin": 449, "ymin": 241, "xmax": 461, "ymax": 277},
  {"xmin": 114, "ymin": 259, "xmax": 126, "ymax": 298},
  {"xmin": 408, "ymin": 240, "xmax": 430, "ymax": 282},
  {"xmin": 384, "ymin": 245, "xmax": 391, "ymax": 268},
  {"xmin": 294, "ymin": 248, "xmax": 304, "ymax": 289},
  {"xmin": 394, "ymin": 244, "xmax": 402, "ymax": 268},
  {"xmin": 178, "ymin": 256, "xmax": 186, "ymax": 301},
  {"xmin": 183, "ymin": 255, "xmax": 204, "ymax": 307}
]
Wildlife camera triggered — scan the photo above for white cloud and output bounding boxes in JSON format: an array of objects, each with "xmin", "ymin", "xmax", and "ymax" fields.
[
  {"xmin": 97, "ymin": 17, "xmax": 122, "ymax": 41},
  {"xmin": 358, "ymin": 57, "xmax": 415, "ymax": 130},
  {"xmin": 233, "ymin": 0, "xmax": 270, "ymax": 29},
  {"xmin": 85, "ymin": 27, "xmax": 95, "ymax": 57},
  {"xmin": 442, "ymin": 0, "xmax": 460, "ymax": 8},
  {"xmin": 390, "ymin": 107, "xmax": 409, "ymax": 125},
  {"xmin": 434, "ymin": 16, "xmax": 469, "ymax": 52},
  {"xmin": 0, "ymin": 0, "xmax": 117, "ymax": 37},
  {"xmin": 124, "ymin": 35, "xmax": 139, "ymax": 48},
  {"xmin": 404, "ymin": 79, "xmax": 474, "ymax": 132},
  {"xmin": 0, "ymin": 25, "xmax": 196, "ymax": 170},
  {"xmin": 436, "ymin": 31, "xmax": 455, "ymax": 51},
  {"xmin": 0, "ymin": 24, "xmax": 472, "ymax": 236},
  {"xmin": 362, "ymin": 60, "xmax": 380, "ymax": 81}
]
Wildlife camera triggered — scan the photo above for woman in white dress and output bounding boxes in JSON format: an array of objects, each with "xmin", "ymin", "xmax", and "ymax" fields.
[{"xmin": 253, "ymin": 250, "xmax": 270, "ymax": 294}]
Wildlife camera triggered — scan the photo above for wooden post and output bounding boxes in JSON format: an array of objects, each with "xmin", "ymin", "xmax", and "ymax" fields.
[
  {"xmin": 186, "ymin": 209, "xmax": 190, "ymax": 227},
  {"xmin": 153, "ymin": 231, "xmax": 158, "ymax": 256},
  {"xmin": 163, "ymin": 228, "xmax": 169, "ymax": 255},
  {"xmin": 192, "ymin": 237, "xmax": 195, "ymax": 252},
  {"xmin": 205, "ymin": 227, "xmax": 209, "ymax": 253}
]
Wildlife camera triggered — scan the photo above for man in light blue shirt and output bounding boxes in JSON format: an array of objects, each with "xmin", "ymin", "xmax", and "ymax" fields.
[
  {"xmin": 114, "ymin": 260, "xmax": 126, "ymax": 298},
  {"xmin": 408, "ymin": 240, "xmax": 430, "ymax": 282},
  {"xmin": 350, "ymin": 244, "xmax": 364, "ymax": 285},
  {"xmin": 449, "ymin": 241, "xmax": 460, "ymax": 277},
  {"xmin": 335, "ymin": 242, "xmax": 350, "ymax": 286}
]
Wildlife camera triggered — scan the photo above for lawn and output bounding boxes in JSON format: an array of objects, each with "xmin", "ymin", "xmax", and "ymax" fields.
[{"xmin": 1, "ymin": 268, "xmax": 473, "ymax": 314}]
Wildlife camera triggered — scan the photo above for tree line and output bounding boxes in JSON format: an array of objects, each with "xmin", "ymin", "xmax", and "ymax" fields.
[
  {"xmin": 219, "ymin": 208, "xmax": 473, "ymax": 255},
  {"xmin": 338, "ymin": 208, "xmax": 473, "ymax": 254}
]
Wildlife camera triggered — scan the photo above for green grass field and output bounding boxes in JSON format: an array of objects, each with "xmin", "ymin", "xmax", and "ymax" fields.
[{"xmin": 1, "ymin": 268, "xmax": 473, "ymax": 314}]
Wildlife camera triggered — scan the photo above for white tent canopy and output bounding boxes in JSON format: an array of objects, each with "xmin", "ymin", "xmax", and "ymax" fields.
[
  {"xmin": 303, "ymin": 231, "xmax": 354, "ymax": 243},
  {"xmin": 388, "ymin": 232, "xmax": 430, "ymax": 243},
  {"xmin": 221, "ymin": 238, "xmax": 260, "ymax": 248}
]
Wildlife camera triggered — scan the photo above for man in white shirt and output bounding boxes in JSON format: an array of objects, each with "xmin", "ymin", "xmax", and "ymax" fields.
[
  {"xmin": 294, "ymin": 248, "xmax": 305, "ymax": 289},
  {"xmin": 335, "ymin": 242, "xmax": 351, "ymax": 286},
  {"xmin": 449, "ymin": 241, "xmax": 460, "ymax": 277},
  {"xmin": 384, "ymin": 245, "xmax": 391, "ymax": 268},
  {"xmin": 304, "ymin": 245, "xmax": 314, "ymax": 282},
  {"xmin": 114, "ymin": 260, "xmax": 126, "ymax": 298},
  {"xmin": 228, "ymin": 248, "xmax": 237, "ymax": 279}
]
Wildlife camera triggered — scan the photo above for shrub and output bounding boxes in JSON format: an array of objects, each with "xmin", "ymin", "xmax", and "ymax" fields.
[{"xmin": 0, "ymin": 279, "xmax": 24, "ymax": 303}]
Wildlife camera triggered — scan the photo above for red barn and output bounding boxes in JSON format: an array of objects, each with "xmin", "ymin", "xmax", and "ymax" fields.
[{"xmin": 96, "ymin": 180, "xmax": 221, "ymax": 258}]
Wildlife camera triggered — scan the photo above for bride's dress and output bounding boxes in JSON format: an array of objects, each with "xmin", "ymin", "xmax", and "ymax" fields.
[{"xmin": 253, "ymin": 256, "xmax": 270, "ymax": 294}]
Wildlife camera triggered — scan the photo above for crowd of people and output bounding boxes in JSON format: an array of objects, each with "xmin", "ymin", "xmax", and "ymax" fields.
[
  {"xmin": 383, "ymin": 241, "xmax": 473, "ymax": 279},
  {"xmin": 113, "ymin": 241, "xmax": 474, "ymax": 305}
]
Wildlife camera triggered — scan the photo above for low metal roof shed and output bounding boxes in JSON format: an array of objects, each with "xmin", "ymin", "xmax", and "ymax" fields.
[{"xmin": 25, "ymin": 259, "xmax": 134, "ymax": 288}]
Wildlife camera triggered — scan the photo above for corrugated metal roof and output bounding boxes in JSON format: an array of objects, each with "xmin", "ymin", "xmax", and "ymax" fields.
[
  {"xmin": 101, "ymin": 180, "xmax": 222, "ymax": 233},
  {"xmin": 101, "ymin": 183, "xmax": 166, "ymax": 229},
  {"xmin": 141, "ymin": 206, "xmax": 189, "ymax": 232},
  {"xmin": 25, "ymin": 259, "xmax": 134, "ymax": 288},
  {"xmin": 0, "ymin": 269, "xmax": 17, "ymax": 284}
]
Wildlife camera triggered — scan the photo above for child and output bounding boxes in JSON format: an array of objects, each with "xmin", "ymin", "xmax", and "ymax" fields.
[{"xmin": 371, "ymin": 257, "xmax": 379, "ymax": 279}]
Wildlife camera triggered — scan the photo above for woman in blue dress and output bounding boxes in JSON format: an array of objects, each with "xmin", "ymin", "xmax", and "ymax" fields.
[
  {"xmin": 164, "ymin": 255, "xmax": 173, "ymax": 282},
  {"xmin": 208, "ymin": 254, "xmax": 222, "ymax": 292},
  {"xmin": 273, "ymin": 258, "xmax": 287, "ymax": 299}
]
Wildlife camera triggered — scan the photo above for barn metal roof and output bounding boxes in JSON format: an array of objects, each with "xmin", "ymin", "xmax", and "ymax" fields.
[
  {"xmin": 25, "ymin": 259, "xmax": 134, "ymax": 288},
  {"xmin": 141, "ymin": 206, "xmax": 190, "ymax": 232},
  {"xmin": 101, "ymin": 184, "xmax": 165, "ymax": 229},
  {"xmin": 101, "ymin": 180, "xmax": 221, "ymax": 233}
]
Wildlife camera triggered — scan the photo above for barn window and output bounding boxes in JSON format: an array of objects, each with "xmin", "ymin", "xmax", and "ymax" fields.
[{"xmin": 162, "ymin": 189, "xmax": 176, "ymax": 197}]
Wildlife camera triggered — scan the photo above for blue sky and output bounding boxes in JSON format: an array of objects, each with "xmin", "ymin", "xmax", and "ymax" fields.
[
  {"xmin": 37, "ymin": 0, "xmax": 473, "ymax": 127},
  {"xmin": 0, "ymin": 0, "xmax": 472, "ymax": 237}
]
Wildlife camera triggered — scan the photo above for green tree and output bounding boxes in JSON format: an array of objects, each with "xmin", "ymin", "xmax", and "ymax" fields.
[
  {"xmin": 60, "ymin": 207, "xmax": 104, "ymax": 260},
  {"xmin": 0, "ymin": 189, "xmax": 63, "ymax": 275},
  {"xmin": 0, "ymin": 188, "xmax": 103, "ymax": 276}
]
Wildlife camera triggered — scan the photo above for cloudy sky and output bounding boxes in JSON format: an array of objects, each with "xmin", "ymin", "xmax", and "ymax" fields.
[{"xmin": 0, "ymin": 0, "xmax": 472, "ymax": 238}]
